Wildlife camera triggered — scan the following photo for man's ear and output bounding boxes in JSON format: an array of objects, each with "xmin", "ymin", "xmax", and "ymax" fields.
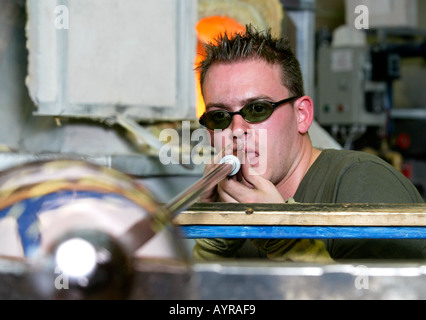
[{"xmin": 294, "ymin": 96, "xmax": 314, "ymax": 134}]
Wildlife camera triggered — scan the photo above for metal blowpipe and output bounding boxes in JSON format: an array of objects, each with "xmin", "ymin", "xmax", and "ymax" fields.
[{"xmin": 119, "ymin": 155, "xmax": 241, "ymax": 254}]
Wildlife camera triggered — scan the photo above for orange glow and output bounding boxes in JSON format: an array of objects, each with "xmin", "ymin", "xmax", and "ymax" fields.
[{"xmin": 194, "ymin": 16, "xmax": 245, "ymax": 118}]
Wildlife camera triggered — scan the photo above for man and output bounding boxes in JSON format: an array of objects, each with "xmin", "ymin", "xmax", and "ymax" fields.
[{"xmin": 193, "ymin": 25, "xmax": 425, "ymax": 262}]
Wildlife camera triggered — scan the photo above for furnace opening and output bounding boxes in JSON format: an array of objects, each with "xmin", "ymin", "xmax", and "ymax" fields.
[{"xmin": 195, "ymin": 16, "xmax": 245, "ymax": 118}]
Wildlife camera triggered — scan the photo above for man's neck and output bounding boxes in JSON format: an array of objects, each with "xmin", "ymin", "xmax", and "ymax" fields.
[{"xmin": 276, "ymin": 143, "xmax": 322, "ymax": 200}]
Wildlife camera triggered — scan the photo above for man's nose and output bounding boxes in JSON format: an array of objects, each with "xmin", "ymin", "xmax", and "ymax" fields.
[{"xmin": 229, "ymin": 114, "xmax": 248, "ymax": 137}]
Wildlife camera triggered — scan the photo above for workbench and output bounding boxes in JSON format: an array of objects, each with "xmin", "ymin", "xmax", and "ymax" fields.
[{"xmin": 175, "ymin": 202, "xmax": 426, "ymax": 239}]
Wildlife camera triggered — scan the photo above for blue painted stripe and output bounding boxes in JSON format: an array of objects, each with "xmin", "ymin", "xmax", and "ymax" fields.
[
  {"xmin": 17, "ymin": 197, "xmax": 43, "ymax": 255},
  {"xmin": 179, "ymin": 225, "xmax": 426, "ymax": 239}
]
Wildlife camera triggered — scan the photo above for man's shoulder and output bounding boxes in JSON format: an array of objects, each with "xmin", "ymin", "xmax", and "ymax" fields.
[
  {"xmin": 300, "ymin": 148, "xmax": 424, "ymax": 203},
  {"xmin": 314, "ymin": 148, "xmax": 389, "ymax": 172},
  {"xmin": 312, "ymin": 148, "xmax": 411, "ymax": 188},
  {"xmin": 319, "ymin": 148, "xmax": 384, "ymax": 164}
]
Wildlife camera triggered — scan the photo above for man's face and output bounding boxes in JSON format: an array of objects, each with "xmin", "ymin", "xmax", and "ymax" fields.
[{"xmin": 202, "ymin": 59, "xmax": 304, "ymax": 186}]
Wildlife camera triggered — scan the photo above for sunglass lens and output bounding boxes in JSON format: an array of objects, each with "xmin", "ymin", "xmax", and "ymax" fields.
[
  {"xmin": 242, "ymin": 101, "xmax": 274, "ymax": 123},
  {"xmin": 205, "ymin": 110, "xmax": 231, "ymax": 130}
]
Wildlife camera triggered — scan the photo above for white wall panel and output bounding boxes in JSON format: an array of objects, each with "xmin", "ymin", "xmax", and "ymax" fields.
[{"xmin": 26, "ymin": 0, "xmax": 197, "ymax": 121}]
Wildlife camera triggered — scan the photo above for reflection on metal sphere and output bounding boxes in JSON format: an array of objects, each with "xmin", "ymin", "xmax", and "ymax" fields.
[
  {"xmin": 49, "ymin": 229, "xmax": 134, "ymax": 300},
  {"xmin": 0, "ymin": 159, "xmax": 162, "ymax": 258}
]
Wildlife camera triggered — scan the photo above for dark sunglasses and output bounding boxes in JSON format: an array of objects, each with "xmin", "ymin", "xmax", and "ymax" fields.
[{"xmin": 199, "ymin": 96, "xmax": 299, "ymax": 130}]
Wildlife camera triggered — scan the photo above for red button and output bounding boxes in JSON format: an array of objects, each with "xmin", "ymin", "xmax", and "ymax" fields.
[{"xmin": 396, "ymin": 132, "xmax": 411, "ymax": 150}]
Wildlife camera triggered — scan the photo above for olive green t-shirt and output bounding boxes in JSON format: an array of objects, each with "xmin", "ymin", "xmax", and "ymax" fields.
[{"xmin": 294, "ymin": 149, "xmax": 425, "ymax": 260}]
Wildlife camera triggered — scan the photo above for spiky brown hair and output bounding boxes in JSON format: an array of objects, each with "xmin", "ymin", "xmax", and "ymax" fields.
[{"xmin": 196, "ymin": 24, "xmax": 305, "ymax": 98}]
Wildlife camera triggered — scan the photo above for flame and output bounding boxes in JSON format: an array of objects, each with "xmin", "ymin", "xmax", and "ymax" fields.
[{"xmin": 194, "ymin": 16, "xmax": 245, "ymax": 118}]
